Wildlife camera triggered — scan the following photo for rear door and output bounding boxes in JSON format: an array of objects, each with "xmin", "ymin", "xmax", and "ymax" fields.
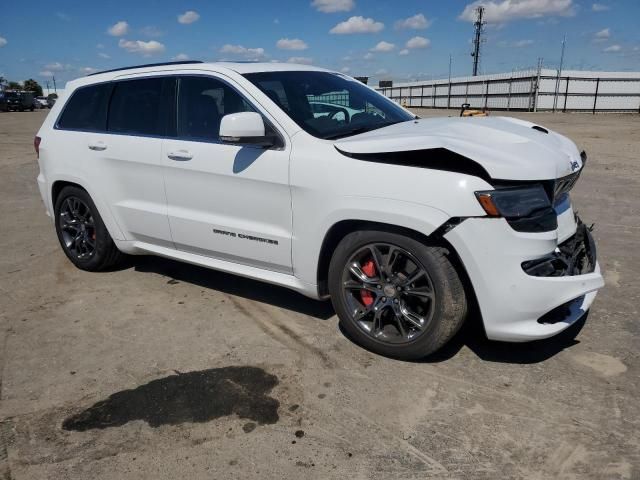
[
  {"xmin": 86, "ymin": 76, "xmax": 174, "ymax": 246},
  {"xmin": 162, "ymin": 74, "xmax": 293, "ymax": 273}
]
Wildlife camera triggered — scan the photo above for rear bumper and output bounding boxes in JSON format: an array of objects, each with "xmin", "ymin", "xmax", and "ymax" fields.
[{"xmin": 444, "ymin": 216, "xmax": 604, "ymax": 342}]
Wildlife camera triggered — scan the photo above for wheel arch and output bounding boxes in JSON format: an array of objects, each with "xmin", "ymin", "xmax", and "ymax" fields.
[
  {"xmin": 315, "ymin": 218, "xmax": 477, "ymax": 305},
  {"xmin": 50, "ymin": 178, "xmax": 125, "ymax": 241}
]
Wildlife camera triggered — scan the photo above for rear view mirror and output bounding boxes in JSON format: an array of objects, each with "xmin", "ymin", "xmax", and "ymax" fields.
[{"xmin": 219, "ymin": 112, "xmax": 275, "ymax": 147}]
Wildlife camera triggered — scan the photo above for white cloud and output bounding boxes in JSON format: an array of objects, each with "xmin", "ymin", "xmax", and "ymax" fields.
[
  {"xmin": 395, "ymin": 13, "xmax": 431, "ymax": 30},
  {"xmin": 330, "ymin": 16, "xmax": 384, "ymax": 34},
  {"xmin": 363, "ymin": 52, "xmax": 374, "ymax": 60},
  {"xmin": 287, "ymin": 56, "xmax": 313, "ymax": 64},
  {"xmin": 172, "ymin": 53, "xmax": 190, "ymax": 61},
  {"xmin": 311, "ymin": 0, "xmax": 355, "ymax": 13},
  {"xmin": 370, "ymin": 41, "xmax": 395, "ymax": 52},
  {"xmin": 118, "ymin": 39, "xmax": 166, "ymax": 56},
  {"xmin": 178, "ymin": 10, "xmax": 200, "ymax": 24},
  {"xmin": 375, "ymin": 68, "xmax": 388, "ymax": 76},
  {"xmin": 56, "ymin": 12, "xmax": 71, "ymax": 21},
  {"xmin": 399, "ymin": 49, "xmax": 410, "ymax": 56},
  {"xmin": 98, "ymin": 52, "xmax": 111, "ymax": 59},
  {"xmin": 96, "ymin": 43, "xmax": 104, "ymax": 49},
  {"xmin": 514, "ymin": 39, "xmax": 534, "ymax": 47},
  {"xmin": 219, "ymin": 44, "xmax": 267, "ymax": 60},
  {"xmin": 81, "ymin": 67, "xmax": 98, "ymax": 75},
  {"xmin": 39, "ymin": 70, "xmax": 54, "ymax": 77},
  {"xmin": 341, "ymin": 66, "xmax": 351, "ymax": 73},
  {"xmin": 0, "ymin": 36, "xmax": 7, "ymax": 48},
  {"xmin": 594, "ymin": 28, "xmax": 610, "ymax": 42},
  {"xmin": 459, "ymin": 0, "xmax": 574, "ymax": 23},
  {"xmin": 108, "ymin": 21, "xmax": 129, "ymax": 36},
  {"xmin": 406, "ymin": 36, "xmax": 430, "ymax": 49},
  {"xmin": 592, "ymin": 3, "xmax": 610, "ymax": 11},
  {"xmin": 276, "ymin": 38, "xmax": 309, "ymax": 50},
  {"xmin": 603, "ymin": 44, "xmax": 621, "ymax": 53}
]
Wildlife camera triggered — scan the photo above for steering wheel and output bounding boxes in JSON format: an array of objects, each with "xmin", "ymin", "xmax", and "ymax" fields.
[{"xmin": 329, "ymin": 107, "xmax": 350, "ymax": 123}]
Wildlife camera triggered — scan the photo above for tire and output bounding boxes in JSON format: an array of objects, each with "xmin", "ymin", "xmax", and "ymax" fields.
[
  {"xmin": 328, "ymin": 230, "xmax": 467, "ymax": 360},
  {"xmin": 54, "ymin": 186, "xmax": 123, "ymax": 271}
]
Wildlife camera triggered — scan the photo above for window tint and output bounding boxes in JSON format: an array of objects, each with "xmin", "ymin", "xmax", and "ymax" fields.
[
  {"xmin": 57, "ymin": 84, "xmax": 111, "ymax": 131},
  {"xmin": 244, "ymin": 71, "xmax": 414, "ymax": 140},
  {"xmin": 107, "ymin": 78, "xmax": 165, "ymax": 136},
  {"xmin": 178, "ymin": 76, "xmax": 255, "ymax": 140}
]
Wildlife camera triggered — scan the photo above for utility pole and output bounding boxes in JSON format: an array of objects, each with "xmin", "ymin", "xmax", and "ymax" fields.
[
  {"xmin": 553, "ymin": 35, "xmax": 566, "ymax": 112},
  {"xmin": 45, "ymin": 80, "xmax": 50, "ymax": 95},
  {"xmin": 534, "ymin": 57, "xmax": 543, "ymax": 112},
  {"xmin": 471, "ymin": 6, "xmax": 485, "ymax": 76},
  {"xmin": 447, "ymin": 54, "xmax": 452, "ymax": 109},
  {"xmin": 52, "ymin": 76, "xmax": 57, "ymax": 94}
]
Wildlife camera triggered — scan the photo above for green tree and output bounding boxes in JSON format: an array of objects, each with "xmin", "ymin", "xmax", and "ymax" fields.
[
  {"xmin": 7, "ymin": 81, "xmax": 21, "ymax": 90},
  {"xmin": 23, "ymin": 79, "xmax": 43, "ymax": 96}
]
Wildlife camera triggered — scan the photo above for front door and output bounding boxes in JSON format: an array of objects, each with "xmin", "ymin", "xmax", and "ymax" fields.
[{"xmin": 162, "ymin": 75, "xmax": 293, "ymax": 273}]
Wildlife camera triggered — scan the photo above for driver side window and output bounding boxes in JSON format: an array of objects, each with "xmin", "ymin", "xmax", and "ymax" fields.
[{"xmin": 178, "ymin": 76, "xmax": 255, "ymax": 141}]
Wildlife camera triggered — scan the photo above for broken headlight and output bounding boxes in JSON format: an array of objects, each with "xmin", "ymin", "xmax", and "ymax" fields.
[{"xmin": 475, "ymin": 184, "xmax": 557, "ymax": 232}]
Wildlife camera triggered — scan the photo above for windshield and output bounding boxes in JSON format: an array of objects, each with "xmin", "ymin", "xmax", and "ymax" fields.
[{"xmin": 244, "ymin": 71, "xmax": 414, "ymax": 140}]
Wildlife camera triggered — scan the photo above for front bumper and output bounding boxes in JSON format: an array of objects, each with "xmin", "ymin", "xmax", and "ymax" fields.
[{"xmin": 444, "ymin": 216, "xmax": 604, "ymax": 342}]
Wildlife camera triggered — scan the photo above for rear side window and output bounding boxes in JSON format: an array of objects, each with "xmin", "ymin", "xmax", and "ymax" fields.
[
  {"xmin": 107, "ymin": 78, "xmax": 165, "ymax": 136},
  {"xmin": 57, "ymin": 84, "xmax": 111, "ymax": 131}
]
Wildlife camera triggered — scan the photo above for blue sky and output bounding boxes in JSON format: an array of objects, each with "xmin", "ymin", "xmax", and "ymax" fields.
[{"xmin": 0, "ymin": 0, "xmax": 638, "ymax": 86}]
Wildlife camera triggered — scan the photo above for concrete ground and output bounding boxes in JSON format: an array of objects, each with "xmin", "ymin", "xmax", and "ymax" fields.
[{"xmin": 0, "ymin": 109, "xmax": 638, "ymax": 479}]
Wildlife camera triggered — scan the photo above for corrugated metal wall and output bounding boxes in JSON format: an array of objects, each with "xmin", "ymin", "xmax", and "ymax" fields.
[{"xmin": 377, "ymin": 69, "xmax": 640, "ymax": 113}]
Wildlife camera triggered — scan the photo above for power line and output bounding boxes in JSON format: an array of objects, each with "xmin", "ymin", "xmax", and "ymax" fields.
[{"xmin": 471, "ymin": 6, "xmax": 486, "ymax": 76}]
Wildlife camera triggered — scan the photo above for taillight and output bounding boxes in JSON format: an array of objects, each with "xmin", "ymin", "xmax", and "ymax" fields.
[{"xmin": 34, "ymin": 136, "xmax": 41, "ymax": 158}]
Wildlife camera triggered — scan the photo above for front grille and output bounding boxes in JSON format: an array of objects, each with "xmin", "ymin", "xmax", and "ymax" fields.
[
  {"xmin": 553, "ymin": 170, "xmax": 581, "ymax": 200},
  {"xmin": 552, "ymin": 151, "xmax": 587, "ymax": 202}
]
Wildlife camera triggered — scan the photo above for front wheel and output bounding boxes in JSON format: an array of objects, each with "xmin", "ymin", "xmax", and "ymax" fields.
[{"xmin": 328, "ymin": 230, "xmax": 467, "ymax": 360}]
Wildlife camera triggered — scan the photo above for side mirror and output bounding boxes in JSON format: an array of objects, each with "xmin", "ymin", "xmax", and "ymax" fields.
[{"xmin": 219, "ymin": 112, "xmax": 275, "ymax": 147}]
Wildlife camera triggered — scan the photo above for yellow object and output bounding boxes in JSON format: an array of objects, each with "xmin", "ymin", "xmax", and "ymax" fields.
[{"xmin": 461, "ymin": 109, "xmax": 488, "ymax": 117}]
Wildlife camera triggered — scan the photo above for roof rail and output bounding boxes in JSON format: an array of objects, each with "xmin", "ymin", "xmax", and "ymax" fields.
[{"xmin": 88, "ymin": 60, "xmax": 204, "ymax": 76}]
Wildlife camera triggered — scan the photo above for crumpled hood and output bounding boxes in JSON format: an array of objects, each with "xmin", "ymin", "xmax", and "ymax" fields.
[{"xmin": 334, "ymin": 116, "xmax": 584, "ymax": 181}]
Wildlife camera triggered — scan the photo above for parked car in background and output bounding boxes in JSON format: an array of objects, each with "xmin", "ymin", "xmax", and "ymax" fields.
[
  {"xmin": 46, "ymin": 94, "xmax": 57, "ymax": 109},
  {"xmin": 35, "ymin": 96, "xmax": 49, "ymax": 109},
  {"xmin": 34, "ymin": 61, "xmax": 604, "ymax": 359},
  {"xmin": 0, "ymin": 91, "xmax": 35, "ymax": 111}
]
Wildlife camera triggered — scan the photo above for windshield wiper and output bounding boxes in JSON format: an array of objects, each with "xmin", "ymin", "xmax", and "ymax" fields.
[{"xmin": 323, "ymin": 121, "xmax": 404, "ymax": 140}]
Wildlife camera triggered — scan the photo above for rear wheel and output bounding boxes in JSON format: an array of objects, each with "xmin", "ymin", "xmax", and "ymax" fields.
[
  {"xmin": 328, "ymin": 230, "xmax": 467, "ymax": 360},
  {"xmin": 54, "ymin": 186, "xmax": 123, "ymax": 271}
]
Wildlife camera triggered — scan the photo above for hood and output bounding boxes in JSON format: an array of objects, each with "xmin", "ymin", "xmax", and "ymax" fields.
[{"xmin": 334, "ymin": 116, "xmax": 584, "ymax": 181}]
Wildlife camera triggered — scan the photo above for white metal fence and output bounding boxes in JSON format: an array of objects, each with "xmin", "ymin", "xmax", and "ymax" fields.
[{"xmin": 377, "ymin": 69, "xmax": 640, "ymax": 113}]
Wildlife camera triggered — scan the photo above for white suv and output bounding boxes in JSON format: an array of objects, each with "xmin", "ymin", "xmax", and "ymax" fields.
[{"xmin": 35, "ymin": 61, "xmax": 604, "ymax": 359}]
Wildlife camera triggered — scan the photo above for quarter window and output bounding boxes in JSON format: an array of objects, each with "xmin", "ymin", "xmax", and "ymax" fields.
[
  {"xmin": 57, "ymin": 83, "xmax": 111, "ymax": 131},
  {"xmin": 177, "ymin": 76, "xmax": 255, "ymax": 140},
  {"xmin": 107, "ymin": 78, "xmax": 165, "ymax": 136}
]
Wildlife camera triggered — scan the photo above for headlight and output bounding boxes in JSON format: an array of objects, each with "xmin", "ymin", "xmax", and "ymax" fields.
[{"xmin": 475, "ymin": 184, "xmax": 551, "ymax": 218}]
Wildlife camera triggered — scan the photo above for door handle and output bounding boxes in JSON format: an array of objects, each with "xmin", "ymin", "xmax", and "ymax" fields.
[
  {"xmin": 167, "ymin": 150, "xmax": 193, "ymax": 161},
  {"xmin": 88, "ymin": 142, "xmax": 107, "ymax": 151}
]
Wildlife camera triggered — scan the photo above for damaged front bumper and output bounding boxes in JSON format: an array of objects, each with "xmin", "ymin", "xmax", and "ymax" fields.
[
  {"xmin": 444, "ymin": 215, "xmax": 604, "ymax": 342},
  {"xmin": 522, "ymin": 219, "xmax": 596, "ymax": 277}
]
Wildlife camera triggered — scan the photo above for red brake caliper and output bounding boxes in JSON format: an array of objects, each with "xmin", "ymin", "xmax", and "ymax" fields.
[{"xmin": 360, "ymin": 259, "xmax": 376, "ymax": 307}]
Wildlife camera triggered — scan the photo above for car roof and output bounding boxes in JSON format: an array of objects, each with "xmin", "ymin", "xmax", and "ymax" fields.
[{"xmin": 67, "ymin": 61, "xmax": 335, "ymax": 90}]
